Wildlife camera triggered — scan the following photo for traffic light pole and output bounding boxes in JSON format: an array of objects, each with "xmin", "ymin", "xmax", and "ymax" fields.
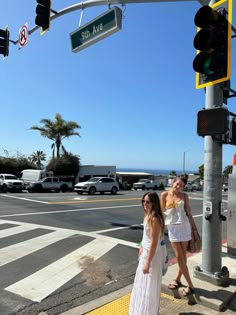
[
  {"xmin": 193, "ymin": 0, "xmax": 229, "ymax": 287},
  {"xmin": 194, "ymin": 83, "xmax": 229, "ymax": 285}
]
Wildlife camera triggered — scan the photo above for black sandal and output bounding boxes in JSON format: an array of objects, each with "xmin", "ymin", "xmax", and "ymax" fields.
[
  {"xmin": 168, "ymin": 280, "xmax": 182, "ymax": 289},
  {"xmin": 182, "ymin": 286, "xmax": 194, "ymax": 296}
]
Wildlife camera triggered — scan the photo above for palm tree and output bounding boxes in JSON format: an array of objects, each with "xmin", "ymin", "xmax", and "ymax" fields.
[
  {"xmin": 29, "ymin": 114, "xmax": 81, "ymax": 158},
  {"xmin": 30, "ymin": 151, "xmax": 46, "ymax": 169}
]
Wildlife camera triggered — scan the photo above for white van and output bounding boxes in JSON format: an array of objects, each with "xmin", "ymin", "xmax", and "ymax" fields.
[{"xmin": 19, "ymin": 169, "xmax": 54, "ymax": 188}]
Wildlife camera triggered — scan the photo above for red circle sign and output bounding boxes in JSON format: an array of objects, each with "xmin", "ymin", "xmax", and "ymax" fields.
[{"xmin": 19, "ymin": 23, "xmax": 29, "ymax": 48}]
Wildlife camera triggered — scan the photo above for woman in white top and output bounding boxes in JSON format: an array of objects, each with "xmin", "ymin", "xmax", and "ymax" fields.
[
  {"xmin": 160, "ymin": 174, "xmax": 195, "ymax": 296},
  {"xmin": 129, "ymin": 191, "xmax": 165, "ymax": 315}
]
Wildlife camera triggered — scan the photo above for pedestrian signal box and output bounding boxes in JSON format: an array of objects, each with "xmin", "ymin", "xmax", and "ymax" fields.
[{"xmin": 197, "ymin": 107, "xmax": 229, "ymax": 136}]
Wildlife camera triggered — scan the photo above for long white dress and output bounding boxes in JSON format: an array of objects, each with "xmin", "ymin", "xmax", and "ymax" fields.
[{"xmin": 129, "ymin": 222, "xmax": 163, "ymax": 315}]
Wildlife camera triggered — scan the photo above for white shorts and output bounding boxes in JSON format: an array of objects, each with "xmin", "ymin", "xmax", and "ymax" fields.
[{"xmin": 167, "ymin": 222, "xmax": 191, "ymax": 242}]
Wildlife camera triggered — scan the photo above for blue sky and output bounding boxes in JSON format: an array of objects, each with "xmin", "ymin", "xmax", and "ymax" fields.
[{"xmin": 0, "ymin": 0, "xmax": 235, "ymax": 172}]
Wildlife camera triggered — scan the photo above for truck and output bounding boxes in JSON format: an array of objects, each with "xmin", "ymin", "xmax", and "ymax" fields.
[
  {"xmin": 75, "ymin": 165, "xmax": 116, "ymax": 183},
  {"xmin": 132, "ymin": 179, "xmax": 161, "ymax": 190},
  {"xmin": 0, "ymin": 174, "xmax": 25, "ymax": 192},
  {"xmin": 27, "ymin": 177, "xmax": 70, "ymax": 192},
  {"xmin": 18, "ymin": 169, "xmax": 54, "ymax": 188}
]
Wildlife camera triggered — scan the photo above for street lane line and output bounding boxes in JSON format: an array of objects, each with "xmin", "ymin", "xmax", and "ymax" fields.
[
  {"xmin": 0, "ymin": 194, "xmax": 49, "ymax": 204},
  {"xmin": 0, "ymin": 204, "xmax": 139, "ymax": 218},
  {"xmin": 5, "ymin": 239, "xmax": 116, "ymax": 302},
  {"xmin": 0, "ymin": 229, "xmax": 75, "ymax": 267}
]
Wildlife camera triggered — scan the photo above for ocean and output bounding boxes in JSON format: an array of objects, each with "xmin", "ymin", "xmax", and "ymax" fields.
[{"xmin": 116, "ymin": 168, "xmax": 197, "ymax": 175}]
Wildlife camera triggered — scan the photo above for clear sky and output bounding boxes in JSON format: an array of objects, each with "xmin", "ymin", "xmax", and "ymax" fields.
[{"xmin": 0, "ymin": 0, "xmax": 235, "ymax": 172}]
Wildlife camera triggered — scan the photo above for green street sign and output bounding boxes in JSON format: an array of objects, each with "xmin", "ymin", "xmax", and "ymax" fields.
[{"xmin": 70, "ymin": 7, "xmax": 122, "ymax": 53}]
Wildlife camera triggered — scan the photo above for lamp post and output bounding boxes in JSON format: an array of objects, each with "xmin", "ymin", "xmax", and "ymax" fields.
[{"xmin": 183, "ymin": 151, "xmax": 186, "ymax": 174}]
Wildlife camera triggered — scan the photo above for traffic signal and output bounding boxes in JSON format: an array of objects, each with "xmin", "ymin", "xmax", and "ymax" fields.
[
  {"xmin": 0, "ymin": 27, "xmax": 9, "ymax": 57},
  {"xmin": 35, "ymin": 0, "xmax": 51, "ymax": 32},
  {"xmin": 197, "ymin": 107, "xmax": 229, "ymax": 136},
  {"xmin": 193, "ymin": 0, "xmax": 233, "ymax": 89}
]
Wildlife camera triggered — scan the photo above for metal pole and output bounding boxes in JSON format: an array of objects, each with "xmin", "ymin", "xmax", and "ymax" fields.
[
  {"xmin": 183, "ymin": 151, "xmax": 186, "ymax": 174},
  {"xmin": 193, "ymin": 1, "xmax": 229, "ymax": 284}
]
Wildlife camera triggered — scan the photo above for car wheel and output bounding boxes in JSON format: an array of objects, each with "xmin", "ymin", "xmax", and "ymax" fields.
[
  {"xmin": 61, "ymin": 184, "xmax": 68, "ymax": 192},
  {"xmin": 2, "ymin": 184, "xmax": 8, "ymax": 193},
  {"xmin": 142, "ymin": 186, "xmax": 146, "ymax": 190},
  {"xmin": 154, "ymin": 185, "xmax": 158, "ymax": 190},
  {"xmin": 89, "ymin": 186, "xmax": 96, "ymax": 195},
  {"xmin": 35, "ymin": 184, "xmax": 42, "ymax": 192},
  {"xmin": 111, "ymin": 187, "xmax": 118, "ymax": 195}
]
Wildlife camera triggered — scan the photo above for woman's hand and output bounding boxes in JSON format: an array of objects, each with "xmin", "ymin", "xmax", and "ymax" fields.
[{"xmin": 143, "ymin": 262, "xmax": 150, "ymax": 274}]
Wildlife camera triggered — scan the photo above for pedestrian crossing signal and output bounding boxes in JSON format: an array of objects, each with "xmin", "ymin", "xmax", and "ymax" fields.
[
  {"xmin": 193, "ymin": 0, "xmax": 233, "ymax": 89},
  {"xmin": 197, "ymin": 107, "xmax": 229, "ymax": 136}
]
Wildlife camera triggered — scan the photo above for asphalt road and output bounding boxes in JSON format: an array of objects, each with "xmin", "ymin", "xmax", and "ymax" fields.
[{"xmin": 0, "ymin": 189, "xmax": 228, "ymax": 315}]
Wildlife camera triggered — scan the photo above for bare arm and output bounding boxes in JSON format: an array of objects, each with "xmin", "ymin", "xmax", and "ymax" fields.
[
  {"xmin": 184, "ymin": 193, "xmax": 195, "ymax": 226},
  {"xmin": 160, "ymin": 191, "xmax": 168, "ymax": 213},
  {"xmin": 143, "ymin": 217, "xmax": 160, "ymax": 274}
]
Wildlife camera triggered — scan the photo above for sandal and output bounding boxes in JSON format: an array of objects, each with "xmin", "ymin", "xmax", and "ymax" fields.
[
  {"xmin": 168, "ymin": 280, "xmax": 182, "ymax": 289},
  {"xmin": 182, "ymin": 286, "xmax": 194, "ymax": 297}
]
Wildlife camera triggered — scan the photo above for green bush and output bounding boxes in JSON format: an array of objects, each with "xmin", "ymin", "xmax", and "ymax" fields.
[
  {"xmin": 0, "ymin": 157, "xmax": 36, "ymax": 176},
  {"xmin": 46, "ymin": 154, "xmax": 80, "ymax": 177}
]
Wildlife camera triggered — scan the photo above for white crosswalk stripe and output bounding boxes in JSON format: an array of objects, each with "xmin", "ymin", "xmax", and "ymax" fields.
[
  {"xmin": 5, "ymin": 238, "xmax": 116, "ymax": 302},
  {"xmin": 0, "ymin": 219, "xmax": 131, "ymax": 303},
  {"xmin": 0, "ymin": 229, "xmax": 76, "ymax": 267}
]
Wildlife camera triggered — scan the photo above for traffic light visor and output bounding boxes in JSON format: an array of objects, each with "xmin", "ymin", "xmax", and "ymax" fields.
[
  {"xmin": 193, "ymin": 52, "xmax": 214, "ymax": 75},
  {"xmin": 197, "ymin": 108, "xmax": 229, "ymax": 136},
  {"xmin": 194, "ymin": 5, "xmax": 222, "ymax": 28},
  {"xmin": 36, "ymin": 0, "xmax": 50, "ymax": 7}
]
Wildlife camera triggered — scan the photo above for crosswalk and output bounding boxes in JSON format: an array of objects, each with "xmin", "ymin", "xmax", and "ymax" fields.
[{"xmin": 0, "ymin": 219, "xmax": 139, "ymax": 305}]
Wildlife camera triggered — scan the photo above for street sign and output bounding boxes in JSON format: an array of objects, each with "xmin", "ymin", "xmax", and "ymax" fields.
[
  {"xmin": 18, "ymin": 23, "xmax": 29, "ymax": 48},
  {"xmin": 70, "ymin": 6, "xmax": 122, "ymax": 53}
]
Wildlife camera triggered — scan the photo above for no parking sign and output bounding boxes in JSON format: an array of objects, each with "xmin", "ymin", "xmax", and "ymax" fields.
[{"xmin": 18, "ymin": 23, "xmax": 29, "ymax": 48}]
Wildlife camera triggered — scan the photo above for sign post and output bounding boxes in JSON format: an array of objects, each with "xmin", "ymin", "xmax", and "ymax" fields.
[{"xmin": 70, "ymin": 6, "xmax": 122, "ymax": 53}]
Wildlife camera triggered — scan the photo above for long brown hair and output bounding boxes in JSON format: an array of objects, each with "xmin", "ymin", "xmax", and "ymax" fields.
[{"xmin": 142, "ymin": 191, "xmax": 165, "ymax": 237}]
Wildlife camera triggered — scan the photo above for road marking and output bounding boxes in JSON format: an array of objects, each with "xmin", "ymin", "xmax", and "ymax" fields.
[
  {"xmin": 0, "ymin": 229, "xmax": 75, "ymax": 267},
  {"xmin": 49, "ymin": 197, "xmax": 140, "ymax": 204},
  {"xmin": 0, "ymin": 204, "xmax": 139, "ymax": 218},
  {"xmin": 0, "ymin": 194, "xmax": 49, "ymax": 204},
  {"xmin": 5, "ymin": 238, "xmax": 116, "ymax": 302},
  {"xmin": 0, "ymin": 223, "xmax": 36, "ymax": 238}
]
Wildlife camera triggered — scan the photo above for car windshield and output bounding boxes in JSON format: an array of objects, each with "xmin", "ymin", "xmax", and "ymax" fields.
[
  {"xmin": 5, "ymin": 175, "xmax": 18, "ymax": 180},
  {"xmin": 88, "ymin": 177, "xmax": 100, "ymax": 182}
]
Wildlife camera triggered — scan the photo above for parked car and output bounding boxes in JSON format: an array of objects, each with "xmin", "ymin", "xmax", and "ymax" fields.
[
  {"xmin": 192, "ymin": 183, "xmax": 201, "ymax": 191},
  {"xmin": 133, "ymin": 179, "xmax": 161, "ymax": 190},
  {"xmin": 27, "ymin": 177, "xmax": 69, "ymax": 192},
  {"xmin": 183, "ymin": 181, "xmax": 193, "ymax": 191},
  {"xmin": 0, "ymin": 174, "xmax": 24, "ymax": 192},
  {"xmin": 74, "ymin": 177, "xmax": 119, "ymax": 195}
]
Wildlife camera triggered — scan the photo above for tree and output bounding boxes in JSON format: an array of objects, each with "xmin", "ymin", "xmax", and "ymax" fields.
[
  {"xmin": 46, "ymin": 153, "xmax": 80, "ymax": 178},
  {"xmin": 29, "ymin": 113, "xmax": 81, "ymax": 158},
  {"xmin": 198, "ymin": 164, "xmax": 204, "ymax": 180},
  {"xmin": 30, "ymin": 150, "xmax": 46, "ymax": 169},
  {"xmin": 169, "ymin": 170, "xmax": 177, "ymax": 176},
  {"xmin": 223, "ymin": 165, "xmax": 233, "ymax": 178}
]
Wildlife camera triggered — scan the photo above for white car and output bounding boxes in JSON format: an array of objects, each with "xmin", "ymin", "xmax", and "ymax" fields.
[
  {"xmin": 74, "ymin": 177, "xmax": 119, "ymax": 195},
  {"xmin": 27, "ymin": 177, "xmax": 69, "ymax": 192},
  {"xmin": 0, "ymin": 174, "xmax": 24, "ymax": 192}
]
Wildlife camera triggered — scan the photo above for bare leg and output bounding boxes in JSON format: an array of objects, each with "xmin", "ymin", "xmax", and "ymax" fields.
[{"xmin": 171, "ymin": 241, "xmax": 194, "ymax": 289}]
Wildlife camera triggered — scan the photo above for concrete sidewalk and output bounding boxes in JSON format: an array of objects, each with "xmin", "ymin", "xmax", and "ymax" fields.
[{"xmin": 59, "ymin": 243, "xmax": 236, "ymax": 315}]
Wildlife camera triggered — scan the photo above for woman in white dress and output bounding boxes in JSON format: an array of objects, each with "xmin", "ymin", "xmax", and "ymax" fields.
[
  {"xmin": 160, "ymin": 174, "xmax": 195, "ymax": 296},
  {"xmin": 129, "ymin": 191, "xmax": 165, "ymax": 315}
]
